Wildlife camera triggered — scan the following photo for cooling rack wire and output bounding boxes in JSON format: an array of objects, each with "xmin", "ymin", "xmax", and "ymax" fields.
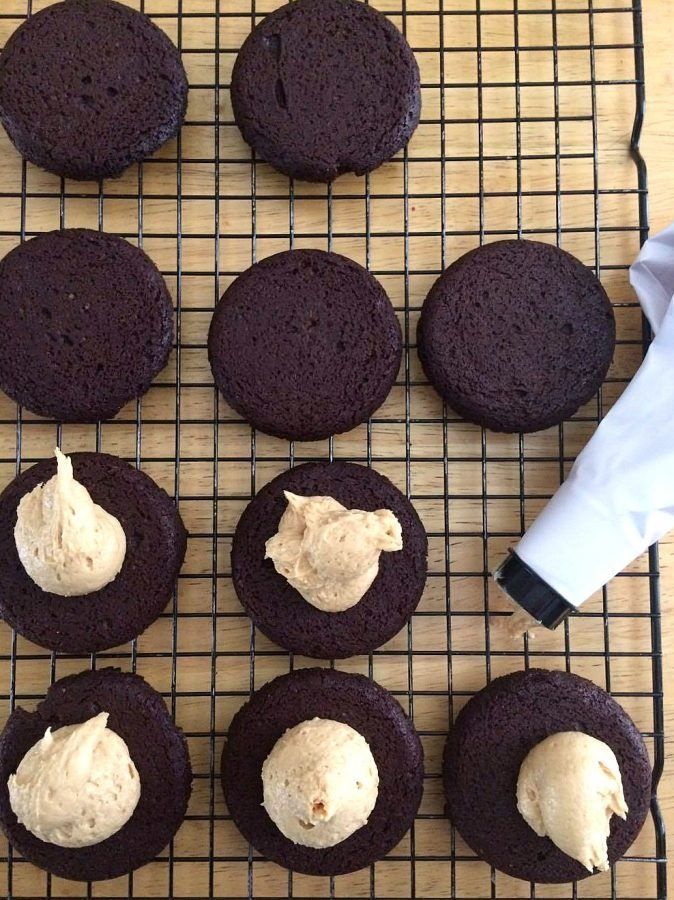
[{"xmin": 0, "ymin": 0, "xmax": 666, "ymax": 898}]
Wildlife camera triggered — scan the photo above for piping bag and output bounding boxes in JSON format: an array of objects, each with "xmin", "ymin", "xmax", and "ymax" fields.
[{"xmin": 494, "ymin": 223, "xmax": 674, "ymax": 634}]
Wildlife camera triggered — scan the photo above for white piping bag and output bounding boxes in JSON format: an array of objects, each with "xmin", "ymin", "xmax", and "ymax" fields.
[{"xmin": 494, "ymin": 224, "xmax": 674, "ymax": 631}]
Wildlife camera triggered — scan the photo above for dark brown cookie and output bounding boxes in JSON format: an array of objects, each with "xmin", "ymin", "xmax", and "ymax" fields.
[
  {"xmin": 417, "ymin": 240, "xmax": 616, "ymax": 433},
  {"xmin": 0, "ymin": 668, "xmax": 192, "ymax": 882},
  {"xmin": 222, "ymin": 667, "xmax": 424, "ymax": 876},
  {"xmin": 443, "ymin": 668, "xmax": 652, "ymax": 883},
  {"xmin": 208, "ymin": 250, "xmax": 402, "ymax": 442},
  {"xmin": 0, "ymin": 0, "xmax": 188, "ymax": 181},
  {"xmin": 0, "ymin": 452, "xmax": 187, "ymax": 653},
  {"xmin": 232, "ymin": 461, "xmax": 427, "ymax": 658},
  {"xmin": 0, "ymin": 229, "xmax": 174, "ymax": 423},
  {"xmin": 231, "ymin": 0, "xmax": 421, "ymax": 182}
]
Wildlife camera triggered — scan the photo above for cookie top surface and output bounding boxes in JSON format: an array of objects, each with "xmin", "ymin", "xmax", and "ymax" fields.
[
  {"xmin": 231, "ymin": 0, "xmax": 421, "ymax": 182},
  {"xmin": 0, "ymin": 0, "xmax": 188, "ymax": 181},
  {"xmin": 232, "ymin": 461, "xmax": 427, "ymax": 658},
  {"xmin": 0, "ymin": 229, "xmax": 174, "ymax": 422},
  {"xmin": 208, "ymin": 250, "xmax": 402, "ymax": 442},
  {"xmin": 0, "ymin": 452, "xmax": 187, "ymax": 653},
  {"xmin": 417, "ymin": 240, "xmax": 616, "ymax": 433},
  {"xmin": 0, "ymin": 668, "xmax": 192, "ymax": 882},
  {"xmin": 443, "ymin": 668, "xmax": 652, "ymax": 883},
  {"xmin": 222, "ymin": 667, "xmax": 424, "ymax": 876}
]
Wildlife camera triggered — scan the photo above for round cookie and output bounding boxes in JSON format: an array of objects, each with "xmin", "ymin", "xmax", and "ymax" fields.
[
  {"xmin": 443, "ymin": 668, "xmax": 652, "ymax": 883},
  {"xmin": 232, "ymin": 461, "xmax": 427, "ymax": 658},
  {"xmin": 222, "ymin": 667, "xmax": 424, "ymax": 876},
  {"xmin": 0, "ymin": 229, "xmax": 174, "ymax": 422},
  {"xmin": 0, "ymin": 0, "xmax": 188, "ymax": 181},
  {"xmin": 231, "ymin": 0, "xmax": 421, "ymax": 182},
  {"xmin": 0, "ymin": 452, "xmax": 187, "ymax": 653},
  {"xmin": 0, "ymin": 668, "xmax": 192, "ymax": 882},
  {"xmin": 208, "ymin": 250, "xmax": 402, "ymax": 442},
  {"xmin": 417, "ymin": 240, "xmax": 616, "ymax": 433}
]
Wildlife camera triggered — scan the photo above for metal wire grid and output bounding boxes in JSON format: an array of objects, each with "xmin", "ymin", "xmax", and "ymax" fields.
[{"xmin": 0, "ymin": 0, "xmax": 666, "ymax": 898}]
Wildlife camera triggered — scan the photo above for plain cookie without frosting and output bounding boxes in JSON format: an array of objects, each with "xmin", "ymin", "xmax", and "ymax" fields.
[
  {"xmin": 0, "ymin": 229, "xmax": 174, "ymax": 423},
  {"xmin": 0, "ymin": 0, "xmax": 188, "ymax": 181},
  {"xmin": 208, "ymin": 250, "xmax": 402, "ymax": 442},
  {"xmin": 417, "ymin": 240, "xmax": 616, "ymax": 433},
  {"xmin": 231, "ymin": 0, "xmax": 421, "ymax": 182}
]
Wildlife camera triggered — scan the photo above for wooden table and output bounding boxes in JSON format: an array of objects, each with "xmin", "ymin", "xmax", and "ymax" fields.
[
  {"xmin": 0, "ymin": 1, "xmax": 670, "ymax": 898},
  {"xmin": 642, "ymin": 1, "xmax": 672, "ymax": 888}
]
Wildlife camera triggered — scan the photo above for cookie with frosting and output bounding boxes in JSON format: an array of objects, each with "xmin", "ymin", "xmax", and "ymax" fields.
[
  {"xmin": 0, "ymin": 668, "xmax": 191, "ymax": 882},
  {"xmin": 231, "ymin": 461, "xmax": 427, "ymax": 658},
  {"xmin": 443, "ymin": 668, "xmax": 652, "ymax": 883},
  {"xmin": 222, "ymin": 667, "xmax": 423, "ymax": 876},
  {"xmin": 0, "ymin": 451, "xmax": 186, "ymax": 653}
]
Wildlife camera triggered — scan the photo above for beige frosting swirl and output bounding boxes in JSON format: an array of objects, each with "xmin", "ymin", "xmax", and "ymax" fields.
[
  {"xmin": 517, "ymin": 731, "xmax": 628, "ymax": 872},
  {"xmin": 14, "ymin": 448, "xmax": 126, "ymax": 596},
  {"xmin": 264, "ymin": 491, "xmax": 403, "ymax": 612},
  {"xmin": 262, "ymin": 718, "xmax": 379, "ymax": 849},
  {"xmin": 8, "ymin": 712, "xmax": 140, "ymax": 848}
]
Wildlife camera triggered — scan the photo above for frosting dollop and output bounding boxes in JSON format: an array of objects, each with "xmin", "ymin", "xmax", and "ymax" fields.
[
  {"xmin": 14, "ymin": 448, "xmax": 126, "ymax": 596},
  {"xmin": 265, "ymin": 491, "xmax": 403, "ymax": 612},
  {"xmin": 262, "ymin": 717, "xmax": 379, "ymax": 848},
  {"xmin": 517, "ymin": 731, "xmax": 628, "ymax": 872},
  {"xmin": 8, "ymin": 712, "xmax": 140, "ymax": 848}
]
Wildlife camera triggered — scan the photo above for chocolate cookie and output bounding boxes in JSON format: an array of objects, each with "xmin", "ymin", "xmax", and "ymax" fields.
[
  {"xmin": 443, "ymin": 668, "xmax": 652, "ymax": 883},
  {"xmin": 0, "ymin": 0, "xmax": 188, "ymax": 181},
  {"xmin": 231, "ymin": 0, "xmax": 421, "ymax": 182},
  {"xmin": 0, "ymin": 668, "xmax": 192, "ymax": 882},
  {"xmin": 417, "ymin": 240, "xmax": 616, "ymax": 433},
  {"xmin": 232, "ymin": 462, "xmax": 427, "ymax": 658},
  {"xmin": 208, "ymin": 250, "xmax": 402, "ymax": 442},
  {"xmin": 222, "ymin": 667, "xmax": 424, "ymax": 876},
  {"xmin": 0, "ymin": 452, "xmax": 186, "ymax": 653},
  {"xmin": 0, "ymin": 229, "xmax": 174, "ymax": 422}
]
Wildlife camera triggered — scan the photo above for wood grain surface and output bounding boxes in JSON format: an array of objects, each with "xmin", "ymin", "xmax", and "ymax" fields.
[
  {"xmin": 0, "ymin": 1, "xmax": 671, "ymax": 898},
  {"xmin": 641, "ymin": 6, "xmax": 673, "ymax": 893}
]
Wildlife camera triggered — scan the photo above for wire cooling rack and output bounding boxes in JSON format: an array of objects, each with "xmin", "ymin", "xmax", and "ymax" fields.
[{"xmin": 0, "ymin": 0, "xmax": 666, "ymax": 898}]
